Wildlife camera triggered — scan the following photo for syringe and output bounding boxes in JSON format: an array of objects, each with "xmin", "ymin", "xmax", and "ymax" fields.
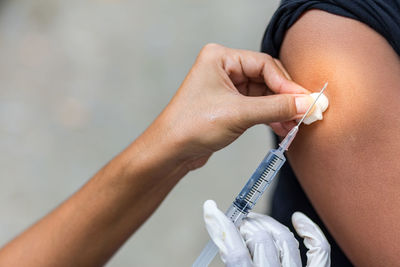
[{"xmin": 193, "ymin": 82, "xmax": 328, "ymax": 267}]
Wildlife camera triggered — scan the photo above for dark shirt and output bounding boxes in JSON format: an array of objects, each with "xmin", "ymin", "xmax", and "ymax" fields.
[{"xmin": 261, "ymin": 1, "xmax": 400, "ymax": 266}]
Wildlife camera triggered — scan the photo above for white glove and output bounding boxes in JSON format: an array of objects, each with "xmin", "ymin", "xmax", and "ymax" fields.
[{"xmin": 203, "ymin": 200, "xmax": 330, "ymax": 267}]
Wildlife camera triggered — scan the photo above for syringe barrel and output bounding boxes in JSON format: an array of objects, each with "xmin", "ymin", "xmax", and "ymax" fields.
[
  {"xmin": 225, "ymin": 203, "xmax": 248, "ymax": 227},
  {"xmin": 233, "ymin": 149, "xmax": 286, "ymax": 213}
]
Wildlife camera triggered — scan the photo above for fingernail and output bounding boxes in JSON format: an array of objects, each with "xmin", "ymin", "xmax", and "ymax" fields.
[{"xmin": 295, "ymin": 95, "xmax": 313, "ymax": 114}]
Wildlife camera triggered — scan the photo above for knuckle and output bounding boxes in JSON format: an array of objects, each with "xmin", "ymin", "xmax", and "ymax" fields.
[
  {"xmin": 276, "ymin": 231, "xmax": 299, "ymax": 248},
  {"xmin": 202, "ymin": 43, "xmax": 222, "ymax": 51},
  {"xmin": 260, "ymin": 53, "xmax": 273, "ymax": 69},
  {"xmin": 231, "ymin": 102, "xmax": 251, "ymax": 128},
  {"xmin": 264, "ymin": 53, "xmax": 273, "ymax": 61},
  {"xmin": 319, "ymin": 240, "xmax": 331, "ymax": 253},
  {"xmin": 273, "ymin": 73, "xmax": 287, "ymax": 93},
  {"xmin": 199, "ymin": 43, "xmax": 223, "ymax": 60},
  {"xmin": 276, "ymin": 94, "xmax": 296, "ymax": 119}
]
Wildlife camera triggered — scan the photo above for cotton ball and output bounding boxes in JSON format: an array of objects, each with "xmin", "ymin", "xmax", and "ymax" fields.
[{"xmin": 302, "ymin": 93, "xmax": 329, "ymax": 125}]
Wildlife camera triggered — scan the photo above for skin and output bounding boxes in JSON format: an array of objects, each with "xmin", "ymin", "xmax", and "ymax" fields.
[
  {"xmin": 279, "ymin": 10, "xmax": 400, "ymax": 266},
  {"xmin": 0, "ymin": 44, "xmax": 314, "ymax": 266}
]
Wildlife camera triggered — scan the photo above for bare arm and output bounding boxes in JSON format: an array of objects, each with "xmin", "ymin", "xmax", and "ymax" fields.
[
  {"xmin": 280, "ymin": 10, "xmax": 400, "ymax": 266},
  {"xmin": 0, "ymin": 44, "xmax": 313, "ymax": 266}
]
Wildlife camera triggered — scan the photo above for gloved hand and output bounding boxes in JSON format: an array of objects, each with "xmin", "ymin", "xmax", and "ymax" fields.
[{"xmin": 203, "ymin": 200, "xmax": 330, "ymax": 267}]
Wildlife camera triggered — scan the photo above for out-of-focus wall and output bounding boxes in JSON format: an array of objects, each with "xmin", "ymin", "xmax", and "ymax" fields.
[{"xmin": 0, "ymin": 0, "xmax": 280, "ymax": 266}]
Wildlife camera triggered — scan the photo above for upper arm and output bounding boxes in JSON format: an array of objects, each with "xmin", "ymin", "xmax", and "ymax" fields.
[{"xmin": 280, "ymin": 10, "xmax": 400, "ymax": 266}]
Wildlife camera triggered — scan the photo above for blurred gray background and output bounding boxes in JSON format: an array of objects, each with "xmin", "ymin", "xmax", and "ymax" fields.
[{"xmin": 0, "ymin": 0, "xmax": 280, "ymax": 266}]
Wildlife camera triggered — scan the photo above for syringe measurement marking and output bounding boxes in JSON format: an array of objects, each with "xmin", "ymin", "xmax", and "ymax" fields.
[
  {"xmin": 243, "ymin": 156, "xmax": 282, "ymax": 205},
  {"xmin": 244, "ymin": 176, "xmax": 270, "ymax": 203},
  {"xmin": 228, "ymin": 208, "xmax": 243, "ymax": 221},
  {"xmin": 227, "ymin": 155, "xmax": 285, "ymax": 224}
]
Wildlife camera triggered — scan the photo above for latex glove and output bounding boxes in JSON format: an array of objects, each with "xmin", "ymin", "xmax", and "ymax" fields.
[{"xmin": 203, "ymin": 200, "xmax": 330, "ymax": 267}]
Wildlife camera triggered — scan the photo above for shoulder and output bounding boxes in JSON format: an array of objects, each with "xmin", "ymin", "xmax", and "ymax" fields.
[{"xmin": 279, "ymin": 9, "xmax": 400, "ymax": 266}]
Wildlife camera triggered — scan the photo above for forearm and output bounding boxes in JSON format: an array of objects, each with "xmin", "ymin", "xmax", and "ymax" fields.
[{"xmin": 0, "ymin": 119, "xmax": 189, "ymax": 267}]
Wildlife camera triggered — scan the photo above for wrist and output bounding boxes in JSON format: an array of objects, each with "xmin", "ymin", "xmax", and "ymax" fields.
[
  {"xmin": 135, "ymin": 114, "xmax": 212, "ymax": 175},
  {"xmin": 122, "ymin": 122, "xmax": 191, "ymax": 182}
]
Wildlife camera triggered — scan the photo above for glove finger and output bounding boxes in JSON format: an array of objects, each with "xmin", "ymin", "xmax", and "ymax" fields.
[
  {"xmin": 292, "ymin": 212, "xmax": 331, "ymax": 267},
  {"xmin": 240, "ymin": 212, "xmax": 302, "ymax": 267},
  {"xmin": 203, "ymin": 200, "xmax": 253, "ymax": 267},
  {"xmin": 240, "ymin": 219, "xmax": 280, "ymax": 267}
]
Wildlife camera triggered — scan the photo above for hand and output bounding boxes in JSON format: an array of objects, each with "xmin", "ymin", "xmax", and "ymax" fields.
[
  {"xmin": 203, "ymin": 200, "xmax": 331, "ymax": 267},
  {"xmin": 149, "ymin": 44, "xmax": 313, "ymax": 171}
]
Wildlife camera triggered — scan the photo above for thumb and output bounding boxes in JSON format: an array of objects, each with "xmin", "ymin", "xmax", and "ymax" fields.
[
  {"xmin": 291, "ymin": 212, "xmax": 331, "ymax": 267},
  {"xmin": 238, "ymin": 94, "xmax": 314, "ymax": 127},
  {"xmin": 203, "ymin": 200, "xmax": 253, "ymax": 267}
]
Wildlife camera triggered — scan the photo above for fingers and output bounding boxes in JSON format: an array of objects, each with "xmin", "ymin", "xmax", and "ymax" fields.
[
  {"xmin": 292, "ymin": 212, "xmax": 331, "ymax": 267},
  {"xmin": 269, "ymin": 122, "xmax": 290, "ymax": 137},
  {"xmin": 239, "ymin": 216, "xmax": 280, "ymax": 267},
  {"xmin": 236, "ymin": 82, "xmax": 269, "ymax": 97},
  {"xmin": 218, "ymin": 46, "xmax": 309, "ymax": 94},
  {"xmin": 270, "ymin": 121, "xmax": 298, "ymax": 137},
  {"xmin": 203, "ymin": 200, "xmax": 253, "ymax": 267},
  {"xmin": 273, "ymin": 58, "xmax": 292, "ymax": 80},
  {"xmin": 197, "ymin": 44, "xmax": 315, "ymax": 128},
  {"xmin": 240, "ymin": 213, "xmax": 302, "ymax": 267},
  {"xmin": 237, "ymin": 94, "xmax": 314, "ymax": 127},
  {"xmin": 250, "ymin": 233, "xmax": 279, "ymax": 267}
]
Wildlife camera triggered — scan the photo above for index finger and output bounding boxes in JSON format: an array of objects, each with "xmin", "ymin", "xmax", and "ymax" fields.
[
  {"xmin": 241, "ymin": 212, "xmax": 303, "ymax": 267},
  {"xmin": 220, "ymin": 47, "xmax": 310, "ymax": 94}
]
